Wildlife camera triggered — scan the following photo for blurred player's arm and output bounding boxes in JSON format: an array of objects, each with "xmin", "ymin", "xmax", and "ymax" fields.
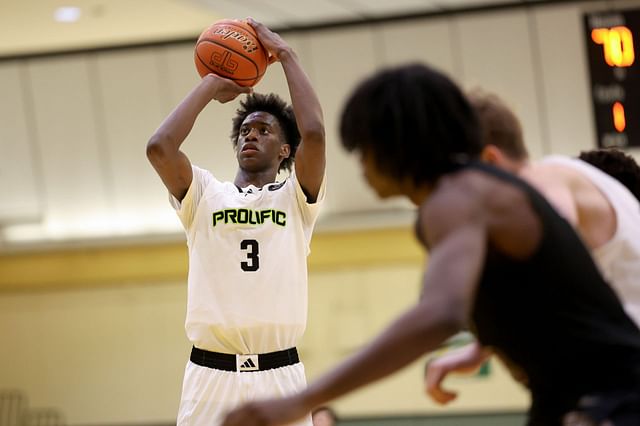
[
  {"xmin": 146, "ymin": 74, "xmax": 251, "ymax": 201},
  {"xmin": 248, "ymin": 18, "xmax": 326, "ymax": 202},
  {"xmin": 418, "ymin": 163, "xmax": 578, "ymax": 407},
  {"xmin": 221, "ymin": 194, "xmax": 487, "ymax": 426}
]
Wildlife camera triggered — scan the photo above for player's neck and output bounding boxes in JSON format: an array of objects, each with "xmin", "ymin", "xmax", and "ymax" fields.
[{"xmin": 234, "ymin": 169, "xmax": 279, "ymax": 189}]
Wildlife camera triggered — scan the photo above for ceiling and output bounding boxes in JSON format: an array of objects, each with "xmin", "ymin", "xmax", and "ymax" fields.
[
  {"xmin": 0, "ymin": 0, "xmax": 554, "ymax": 250},
  {"xmin": 0, "ymin": 0, "xmax": 531, "ymax": 57}
]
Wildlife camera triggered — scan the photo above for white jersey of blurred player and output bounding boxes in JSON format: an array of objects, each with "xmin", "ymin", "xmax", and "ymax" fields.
[
  {"xmin": 542, "ymin": 155, "xmax": 640, "ymax": 326},
  {"xmin": 171, "ymin": 165, "xmax": 325, "ymax": 426}
]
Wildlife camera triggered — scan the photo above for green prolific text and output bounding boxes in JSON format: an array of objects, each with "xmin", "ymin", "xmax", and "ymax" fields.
[{"xmin": 212, "ymin": 208, "xmax": 286, "ymax": 227}]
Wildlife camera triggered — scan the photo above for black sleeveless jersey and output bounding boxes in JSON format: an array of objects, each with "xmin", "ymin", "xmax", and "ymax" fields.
[{"xmin": 466, "ymin": 163, "xmax": 640, "ymax": 422}]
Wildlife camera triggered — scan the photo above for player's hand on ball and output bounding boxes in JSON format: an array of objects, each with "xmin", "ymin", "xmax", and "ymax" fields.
[
  {"xmin": 245, "ymin": 17, "xmax": 290, "ymax": 63},
  {"xmin": 222, "ymin": 396, "xmax": 310, "ymax": 426},
  {"xmin": 202, "ymin": 74, "xmax": 252, "ymax": 103}
]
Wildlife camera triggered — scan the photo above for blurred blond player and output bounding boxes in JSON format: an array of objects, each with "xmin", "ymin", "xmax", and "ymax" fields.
[
  {"xmin": 146, "ymin": 18, "xmax": 325, "ymax": 426},
  {"xmin": 425, "ymin": 91, "xmax": 640, "ymax": 406}
]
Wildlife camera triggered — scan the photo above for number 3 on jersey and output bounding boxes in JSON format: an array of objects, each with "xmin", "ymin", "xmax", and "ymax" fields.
[{"xmin": 240, "ymin": 239, "xmax": 259, "ymax": 271}]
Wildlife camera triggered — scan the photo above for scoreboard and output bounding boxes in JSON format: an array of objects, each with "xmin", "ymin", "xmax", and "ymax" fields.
[{"xmin": 584, "ymin": 8, "xmax": 639, "ymax": 148}]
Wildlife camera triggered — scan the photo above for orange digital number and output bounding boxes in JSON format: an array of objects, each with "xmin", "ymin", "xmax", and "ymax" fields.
[
  {"xmin": 591, "ymin": 26, "xmax": 635, "ymax": 67},
  {"xmin": 612, "ymin": 102, "xmax": 626, "ymax": 132}
]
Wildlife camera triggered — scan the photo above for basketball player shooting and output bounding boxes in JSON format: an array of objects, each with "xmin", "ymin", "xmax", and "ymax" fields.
[
  {"xmin": 146, "ymin": 18, "xmax": 326, "ymax": 426},
  {"xmin": 221, "ymin": 63, "xmax": 640, "ymax": 426}
]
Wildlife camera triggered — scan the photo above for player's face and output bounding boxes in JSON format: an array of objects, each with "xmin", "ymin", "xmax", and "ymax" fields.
[
  {"xmin": 359, "ymin": 149, "xmax": 404, "ymax": 198},
  {"xmin": 236, "ymin": 111, "xmax": 290, "ymax": 173}
]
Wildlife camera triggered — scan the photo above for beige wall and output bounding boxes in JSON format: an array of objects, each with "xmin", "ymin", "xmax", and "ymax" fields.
[
  {"xmin": 0, "ymin": 248, "xmax": 529, "ymax": 425},
  {"xmin": 305, "ymin": 267, "xmax": 529, "ymax": 419},
  {"xmin": 0, "ymin": 282, "xmax": 188, "ymax": 424}
]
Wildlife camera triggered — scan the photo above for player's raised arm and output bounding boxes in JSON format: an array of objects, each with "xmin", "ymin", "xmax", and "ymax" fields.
[
  {"xmin": 247, "ymin": 18, "xmax": 326, "ymax": 202},
  {"xmin": 146, "ymin": 74, "xmax": 251, "ymax": 201}
]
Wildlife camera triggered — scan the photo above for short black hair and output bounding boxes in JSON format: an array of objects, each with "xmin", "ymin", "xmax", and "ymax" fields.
[
  {"xmin": 579, "ymin": 148, "xmax": 640, "ymax": 201},
  {"xmin": 231, "ymin": 93, "xmax": 300, "ymax": 172},
  {"xmin": 339, "ymin": 63, "xmax": 482, "ymax": 185},
  {"xmin": 467, "ymin": 89, "xmax": 528, "ymax": 160}
]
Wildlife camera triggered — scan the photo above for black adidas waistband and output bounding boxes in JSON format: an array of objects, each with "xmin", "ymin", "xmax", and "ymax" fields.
[{"xmin": 190, "ymin": 346, "xmax": 299, "ymax": 372}]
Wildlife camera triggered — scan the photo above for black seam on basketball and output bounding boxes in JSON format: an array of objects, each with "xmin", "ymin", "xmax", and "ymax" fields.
[
  {"xmin": 195, "ymin": 53, "xmax": 218, "ymax": 75},
  {"xmin": 195, "ymin": 51, "xmax": 259, "ymax": 83},
  {"xmin": 196, "ymin": 39, "xmax": 261, "ymax": 77},
  {"xmin": 217, "ymin": 22, "xmax": 264, "ymax": 50},
  {"xmin": 200, "ymin": 23, "xmax": 268, "ymax": 62},
  {"xmin": 222, "ymin": 22, "xmax": 257, "ymax": 36},
  {"xmin": 222, "ymin": 22, "xmax": 267, "ymax": 60},
  {"xmin": 197, "ymin": 38, "xmax": 263, "ymax": 68}
]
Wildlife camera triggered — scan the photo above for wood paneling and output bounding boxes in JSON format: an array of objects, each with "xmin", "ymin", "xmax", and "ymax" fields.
[
  {"xmin": 0, "ymin": 61, "xmax": 40, "ymax": 224},
  {"xmin": 0, "ymin": 227, "xmax": 423, "ymax": 291}
]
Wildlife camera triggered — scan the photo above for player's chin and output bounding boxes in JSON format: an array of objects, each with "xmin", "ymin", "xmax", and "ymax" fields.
[
  {"xmin": 238, "ymin": 157, "xmax": 268, "ymax": 173},
  {"xmin": 237, "ymin": 152, "xmax": 258, "ymax": 163}
]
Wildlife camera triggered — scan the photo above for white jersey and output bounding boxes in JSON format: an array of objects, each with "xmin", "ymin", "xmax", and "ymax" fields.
[
  {"xmin": 541, "ymin": 155, "xmax": 640, "ymax": 326},
  {"xmin": 171, "ymin": 165, "xmax": 325, "ymax": 354}
]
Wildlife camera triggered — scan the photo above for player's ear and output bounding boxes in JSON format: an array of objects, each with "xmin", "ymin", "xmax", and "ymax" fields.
[
  {"xmin": 280, "ymin": 143, "xmax": 291, "ymax": 159},
  {"xmin": 480, "ymin": 145, "xmax": 502, "ymax": 165}
]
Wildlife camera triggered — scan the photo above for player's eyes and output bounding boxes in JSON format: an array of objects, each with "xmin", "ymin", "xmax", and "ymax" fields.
[{"xmin": 239, "ymin": 126, "xmax": 270, "ymax": 136}]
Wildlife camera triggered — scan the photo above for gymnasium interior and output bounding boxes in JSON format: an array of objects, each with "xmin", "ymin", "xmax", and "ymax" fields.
[{"xmin": 1, "ymin": 0, "xmax": 639, "ymax": 424}]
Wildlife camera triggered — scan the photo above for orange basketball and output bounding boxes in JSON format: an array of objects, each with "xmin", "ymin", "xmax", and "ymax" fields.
[{"xmin": 194, "ymin": 19, "xmax": 269, "ymax": 87}]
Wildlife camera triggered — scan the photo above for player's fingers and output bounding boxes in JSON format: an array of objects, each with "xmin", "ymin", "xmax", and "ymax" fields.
[
  {"xmin": 425, "ymin": 362, "xmax": 444, "ymax": 390},
  {"xmin": 239, "ymin": 84, "xmax": 253, "ymax": 94},
  {"xmin": 425, "ymin": 364, "xmax": 457, "ymax": 404},
  {"xmin": 245, "ymin": 17, "xmax": 263, "ymax": 32},
  {"xmin": 429, "ymin": 386, "xmax": 458, "ymax": 405}
]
